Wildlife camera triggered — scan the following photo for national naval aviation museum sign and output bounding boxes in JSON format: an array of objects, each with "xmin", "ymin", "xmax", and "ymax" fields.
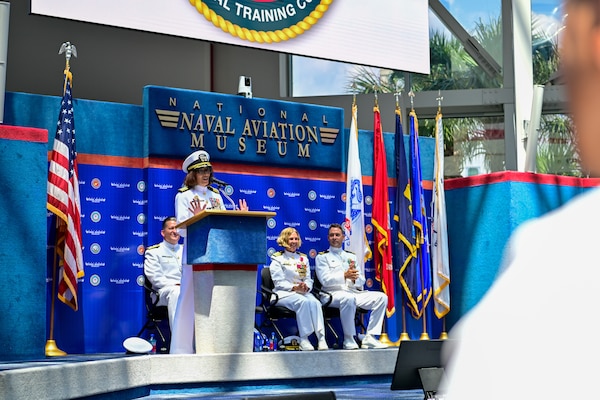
[{"xmin": 143, "ymin": 85, "xmax": 344, "ymax": 170}]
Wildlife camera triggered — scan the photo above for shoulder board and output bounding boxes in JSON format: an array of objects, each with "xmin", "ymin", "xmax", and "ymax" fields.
[
  {"xmin": 318, "ymin": 250, "xmax": 329, "ymax": 255},
  {"xmin": 345, "ymin": 250, "xmax": 355, "ymax": 255},
  {"xmin": 146, "ymin": 244, "xmax": 160, "ymax": 250},
  {"xmin": 272, "ymin": 251, "xmax": 283, "ymax": 257},
  {"xmin": 178, "ymin": 186, "xmax": 190, "ymax": 193},
  {"xmin": 208, "ymin": 186, "xmax": 219, "ymax": 193},
  {"xmin": 298, "ymin": 252, "xmax": 307, "ymax": 257}
]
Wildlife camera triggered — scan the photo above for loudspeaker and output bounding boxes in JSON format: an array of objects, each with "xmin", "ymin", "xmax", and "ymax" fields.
[
  {"xmin": 390, "ymin": 339, "xmax": 452, "ymax": 394},
  {"xmin": 243, "ymin": 391, "xmax": 336, "ymax": 400}
]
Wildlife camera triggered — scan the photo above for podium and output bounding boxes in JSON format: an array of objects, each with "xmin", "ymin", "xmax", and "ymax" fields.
[{"xmin": 176, "ymin": 210, "xmax": 275, "ymax": 354}]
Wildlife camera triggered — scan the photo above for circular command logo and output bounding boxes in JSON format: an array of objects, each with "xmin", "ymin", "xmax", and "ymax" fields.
[
  {"xmin": 90, "ymin": 243, "xmax": 101, "ymax": 255},
  {"xmin": 137, "ymin": 181, "xmax": 146, "ymax": 192},
  {"xmin": 89, "ymin": 274, "xmax": 101, "ymax": 287},
  {"xmin": 190, "ymin": 0, "xmax": 333, "ymax": 44},
  {"xmin": 307, "ymin": 190, "xmax": 317, "ymax": 201},
  {"xmin": 136, "ymin": 275, "xmax": 145, "ymax": 287},
  {"xmin": 267, "ymin": 218, "xmax": 277, "ymax": 229},
  {"xmin": 267, "ymin": 188, "xmax": 276, "ymax": 198},
  {"xmin": 91, "ymin": 178, "xmax": 101, "ymax": 189},
  {"xmin": 90, "ymin": 211, "xmax": 101, "ymax": 223}
]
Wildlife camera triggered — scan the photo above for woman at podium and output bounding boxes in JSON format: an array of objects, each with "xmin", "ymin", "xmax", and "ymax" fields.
[
  {"xmin": 170, "ymin": 150, "xmax": 248, "ymax": 354},
  {"xmin": 269, "ymin": 227, "xmax": 329, "ymax": 351}
]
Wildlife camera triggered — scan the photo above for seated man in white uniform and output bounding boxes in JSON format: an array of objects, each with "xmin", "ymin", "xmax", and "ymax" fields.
[
  {"xmin": 144, "ymin": 216, "xmax": 183, "ymax": 331},
  {"xmin": 315, "ymin": 223, "xmax": 388, "ymax": 350}
]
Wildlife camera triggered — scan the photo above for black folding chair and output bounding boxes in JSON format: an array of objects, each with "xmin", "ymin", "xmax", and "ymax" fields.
[
  {"xmin": 137, "ymin": 275, "xmax": 170, "ymax": 353},
  {"xmin": 255, "ymin": 267, "xmax": 299, "ymax": 342}
]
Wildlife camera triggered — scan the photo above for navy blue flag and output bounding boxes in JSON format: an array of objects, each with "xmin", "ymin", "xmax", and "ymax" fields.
[
  {"xmin": 406, "ymin": 110, "xmax": 432, "ymax": 319},
  {"xmin": 393, "ymin": 107, "xmax": 418, "ymax": 314}
]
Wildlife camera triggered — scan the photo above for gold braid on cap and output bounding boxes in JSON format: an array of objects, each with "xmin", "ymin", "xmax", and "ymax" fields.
[{"xmin": 187, "ymin": 160, "xmax": 212, "ymax": 171}]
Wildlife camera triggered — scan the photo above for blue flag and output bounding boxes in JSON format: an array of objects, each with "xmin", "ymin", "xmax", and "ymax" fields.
[
  {"xmin": 406, "ymin": 110, "xmax": 432, "ymax": 319},
  {"xmin": 393, "ymin": 107, "xmax": 418, "ymax": 314}
]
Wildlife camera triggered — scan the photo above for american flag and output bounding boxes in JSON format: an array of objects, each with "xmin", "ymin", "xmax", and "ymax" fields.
[{"xmin": 47, "ymin": 73, "xmax": 84, "ymax": 311}]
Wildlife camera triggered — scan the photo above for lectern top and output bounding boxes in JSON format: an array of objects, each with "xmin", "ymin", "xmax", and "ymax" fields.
[{"xmin": 175, "ymin": 209, "xmax": 276, "ymax": 229}]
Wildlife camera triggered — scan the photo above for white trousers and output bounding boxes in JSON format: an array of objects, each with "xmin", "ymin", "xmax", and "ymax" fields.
[
  {"xmin": 278, "ymin": 292, "xmax": 326, "ymax": 340},
  {"xmin": 323, "ymin": 290, "xmax": 387, "ymax": 339},
  {"xmin": 157, "ymin": 285, "xmax": 180, "ymax": 329},
  {"xmin": 169, "ymin": 265, "xmax": 194, "ymax": 354}
]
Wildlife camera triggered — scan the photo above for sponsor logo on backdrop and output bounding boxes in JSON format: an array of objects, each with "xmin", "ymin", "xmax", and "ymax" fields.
[
  {"xmin": 307, "ymin": 190, "xmax": 317, "ymax": 201},
  {"xmin": 89, "ymin": 274, "xmax": 101, "ymax": 286},
  {"xmin": 304, "ymin": 237, "xmax": 320, "ymax": 243},
  {"xmin": 284, "ymin": 191, "xmax": 300, "ymax": 198},
  {"xmin": 86, "ymin": 197, "xmax": 106, "ymax": 203},
  {"xmin": 85, "ymin": 262, "xmax": 105, "ymax": 268},
  {"xmin": 267, "ymin": 247, "xmax": 276, "ymax": 257},
  {"xmin": 240, "ymin": 189, "xmax": 257, "ymax": 195},
  {"xmin": 319, "ymin": 193, "xmax": 335, "ymax": 200},
  {"xmin": 263, "ymin": 205, "xmax": 280, "ymax": 211},
  {"xmin": 136, "ymin": 275, "xmax": 145, "ymax": 286},
  {"xmin": 110, "ymin": 215, "xmax": 131, "ymax": 222},
  {"xmin": 132, "ymin": 231, "xmax": 147, "ymax": 237},
  {"xmin": 267, "ymin": 188, "xmax": 276, "ymax": 198},
  {"xmin": 137, "ymin": 245, "xmax": 145, "ymax": 255},
  {"xmin": 284, "ymin": 221, "xmax": 301, "ymax": 227},
  {"xmin": 110, "ymin": 278, "xmax": 130, "ymax": 285},
  {"xmin": 304, "ymin": 207, "xmax": 320, "ymax": 213},
  {"xmin": 309, "ymin": 249, "xmax": 317, "ymax": 258},
  {"xmin": 267, "ymin": 218, "xmax": 277, "ymax": 229},
  {"xmin": 90, "ymin": 243, "xmax": 101, "ymax": 254},
  {"xmin": 308, "ymin": 220, "xmax": 317, "ymax": 230},
  {"xmin": 111, "ymin": 182, "xmax": 131, "ymax": 189},
  {"xmin": 154, "ymin": 183, "xmax": 173, "ymax": 190},
  {"xmin": 137, "ymin": 181, "xmax": 146, "ymax": 192},
  {"xmin": 137, "ymin": 213, "xmax": 146, "ymax": 224},
  {"xmin": 110, "ymin": 246, "xmax": 131, "ymax": 253},
  {"xmin": 189, "ymin": 0, "xmax": 333, "ymax": 44},
  {"xmin": 365, "ymin": 195, "xmax": 373, "ymax": 206},
  {"xmin": 91, "ymin": 178, "xmax": 101, "ymax": 189},
  {"xmin": 133, "ymin": 262, "xmax": 143, "ymax": 269},
  {"xmin": 85, "ymin": 230, "xmax": 106, "ymax": 236},
  {"xmin": 133, "ymin": 199, "xmax": 148, "ymax": 205},
  {"xmin": 365, "ymin": 224, "xmax": 373, "ymax": 234}
]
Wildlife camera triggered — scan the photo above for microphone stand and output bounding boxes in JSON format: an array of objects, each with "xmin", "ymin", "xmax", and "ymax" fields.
[{"xmin": 214, "ymin": 184, "xmax": 237, "ymax": 210}]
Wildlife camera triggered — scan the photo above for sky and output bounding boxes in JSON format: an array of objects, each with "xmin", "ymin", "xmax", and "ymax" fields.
[{"xmin": 292, "ymin": 0, "xmax": 563, "ymax": 97}]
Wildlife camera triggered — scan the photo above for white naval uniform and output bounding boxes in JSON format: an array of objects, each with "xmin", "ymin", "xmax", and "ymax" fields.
[
  {"xmin": 314, "ymin": 247, "xmax": 387, "ymax": 340},
  {"xmin": 170, "ymin": 185, "xmax": 225, "ymax": 354},
  {"xmin": 143, "ymin": 240, "xmax": 182, "ymax": 329},
  {"xmin": 268, "ymin": 250, "xmax": 326, "ymax": 341},
  {"xmin": 442, "ymin": 187, "xmax": 600, "ymax": 400}
]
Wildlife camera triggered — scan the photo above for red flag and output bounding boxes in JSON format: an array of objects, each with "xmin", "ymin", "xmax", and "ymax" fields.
[
  {"xmin": 371, "ymin": 105, "xmax": 395, "ymax": 317},
  {"xmin": 47, "ymin": 71, "xmax": 84, "ymax": 311}
]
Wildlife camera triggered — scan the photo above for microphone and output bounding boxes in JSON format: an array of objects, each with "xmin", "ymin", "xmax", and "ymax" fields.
[{"xmin": 210, "ymin": 177, "xmax": 229, "ymax": 188}]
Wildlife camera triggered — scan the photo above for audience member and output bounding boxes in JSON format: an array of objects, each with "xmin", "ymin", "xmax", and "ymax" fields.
[{"xmin": 442, "ymin": 1, "xmax": 600, "ymax": 397}]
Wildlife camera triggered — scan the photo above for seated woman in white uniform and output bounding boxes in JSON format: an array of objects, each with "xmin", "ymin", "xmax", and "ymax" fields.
[
  {"xmin": 169, "ymin": 150, "xmax": 248, "ymax": 354},
  {"xmin": 268, "ymin": 227, "xmax": 329, "ymax": 351}
]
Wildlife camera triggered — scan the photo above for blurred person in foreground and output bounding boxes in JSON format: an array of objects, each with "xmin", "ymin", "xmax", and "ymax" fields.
[{"xmin": 442, "ymin": 1, "xmax": 600, "ymax": 398}]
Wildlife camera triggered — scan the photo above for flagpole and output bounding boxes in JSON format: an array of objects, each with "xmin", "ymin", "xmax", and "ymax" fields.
[
  {"xmin": 419, "ymin": 255, "xmax": 430, "ymax": 340},
  {"xmin": 399, "ymin": 290, "xmax": 410, "ymax": 341},
  {"xmin": 46, "ymin": 219, "xmax": 67, "ymax": 356},
  {"xmin": 439, "ymin": 318, "xmax": 449, "ymax": 340},
  {"xmin": 46, "ymin": 41, "xmax": 78, "ymax": 357}
]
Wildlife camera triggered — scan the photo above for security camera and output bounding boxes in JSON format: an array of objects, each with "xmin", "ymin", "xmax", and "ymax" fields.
[{"xmin": 238, "ymin": 76, "xmax": 252, "ymax": 98}]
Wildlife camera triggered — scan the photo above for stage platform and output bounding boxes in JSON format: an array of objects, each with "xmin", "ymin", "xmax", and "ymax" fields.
[{"xmin": 0, "ymin": 347, "xmax": 426, "ymax": 400}]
